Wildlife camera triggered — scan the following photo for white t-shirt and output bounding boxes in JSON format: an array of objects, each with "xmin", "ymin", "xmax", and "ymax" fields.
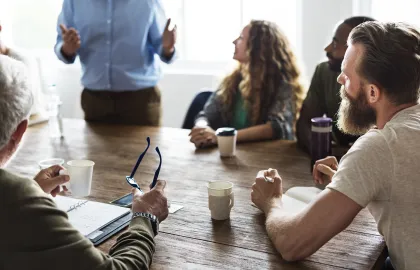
[{"xmin": 327, "ymin": 104, "xmax": 420, "ymax": 270}]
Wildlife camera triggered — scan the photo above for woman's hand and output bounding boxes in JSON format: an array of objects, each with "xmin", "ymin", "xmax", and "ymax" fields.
[{"xmin": 189, "ymin": 126, "xmax": 217, "ymax": 148}]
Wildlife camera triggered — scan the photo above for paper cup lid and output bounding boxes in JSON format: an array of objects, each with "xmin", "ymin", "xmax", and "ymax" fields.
[{"xmin": 215, "ymin": 127, "xmax": 237, "ymax": 136}]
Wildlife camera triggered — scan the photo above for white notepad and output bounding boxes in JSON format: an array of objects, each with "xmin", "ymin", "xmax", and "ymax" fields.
[
  {"xmin": 53, "ymin": 196, "xmax": 130, "ymax": 236},
  {"xmin": 281, "ymin": 187, "xmax": 323, "ymax": 213},
  {"xmin": 252, "ymin": 187, "xmax": 323, "ymax": 213}
]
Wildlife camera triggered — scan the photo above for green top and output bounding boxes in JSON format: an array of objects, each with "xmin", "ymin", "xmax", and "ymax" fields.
[{"xmin": 232, "ymin": 91, "xmax": 249, "ymax": 130}]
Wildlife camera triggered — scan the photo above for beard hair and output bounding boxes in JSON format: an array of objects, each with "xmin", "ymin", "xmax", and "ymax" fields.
[
  {"xmin": 337, "ymin": 85, "xmax": 377, "ymax": 136},
  {"xmin": 326, "ymin": 53, "xmax": 343, "ymax": 72},
  {"xmin": 327, "ymin": 58, "xmax": 343, "ymax": 72}
]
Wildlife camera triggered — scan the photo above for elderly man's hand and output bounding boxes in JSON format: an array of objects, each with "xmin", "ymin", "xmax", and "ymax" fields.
[
  {"xmin": 34, "ymin": 165, "xmax": 70, "ymax": 197},
  {"xmin": 132, "ymin": 180, "xmax": 169, "ymax": 222}
]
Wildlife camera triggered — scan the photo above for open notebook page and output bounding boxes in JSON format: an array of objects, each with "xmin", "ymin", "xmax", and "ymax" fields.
[
  {"xmin": 284, "ymin": 187, "xmax": 322, "ymax": 204},
  {"xmin": 277, "ymin": 187, "xmax": 323, "ymax": 214},
  {"xmin": 53, "ymin": 196, "xmax": 130, "ymax": 236},
  {"xmin": 54, "ymin": 195, "xmax": 86, "ymax": 212},
  {"xmin": 281, "ymin": 194, "xmax": 309, "ymax": 213}
]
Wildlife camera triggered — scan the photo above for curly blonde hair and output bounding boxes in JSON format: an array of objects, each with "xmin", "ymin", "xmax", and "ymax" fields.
[{"xmin": 218, "ymin": 20, "xmax": 305, "ymax": 127}]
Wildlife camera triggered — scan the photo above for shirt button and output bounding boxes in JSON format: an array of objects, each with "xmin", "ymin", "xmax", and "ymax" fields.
[
  {"xmin": 106, "ymin": 41, "xmax": 110, "ymax": 45},
  {"xmin": 106, "ymin": 63, "xmax": 109, "ymax": 66},
  {"xmin": 108, "ymin": 84, "xmax": 111, "ymax": 88},
  {"xmin": 107, "ymin": 19, "xmax": 111, "ymax": 24}
]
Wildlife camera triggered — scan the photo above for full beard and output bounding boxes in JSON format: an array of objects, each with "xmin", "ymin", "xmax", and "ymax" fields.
[
  {"xmin": 337, "ymin": 86, "xmax": 377, "ymax": 136},
  {"xmin": 326, "ymin": 53, "xmax": 343, "ymax": 72}
]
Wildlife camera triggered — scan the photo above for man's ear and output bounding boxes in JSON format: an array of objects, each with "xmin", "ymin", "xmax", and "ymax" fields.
[
  {"xmin": 367, "ymin": 84, "xmax": 381, "ymax": 104},
  {"xmin": 10, "ymin": 119, "xmax": 28, "ymax": 146}
]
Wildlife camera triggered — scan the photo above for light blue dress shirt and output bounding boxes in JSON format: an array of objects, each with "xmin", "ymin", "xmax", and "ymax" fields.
[{"xmin": 55, "ymin": 0, "xmax": 176, "ymax": 91}]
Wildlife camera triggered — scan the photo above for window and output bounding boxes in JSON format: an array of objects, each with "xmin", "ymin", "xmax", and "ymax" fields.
[
  {"xmin": 162, "ymin": 0, "xmax": 299, "ymax": 63},
  {"xmin": 371, "ymin": 0, "xmax": 420, "ymax": 27},
  {"xmin": 9, "ymin": 0, "xmax": 62, "ymax": 50},
  {"xmin": 3, "ymin": 0, "xmax": 298, "ymax": 66}
]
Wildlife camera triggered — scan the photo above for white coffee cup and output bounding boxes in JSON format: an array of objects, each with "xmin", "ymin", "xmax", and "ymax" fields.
[
  {"xmin": 60, "ymin": 160, "xmax": 95, "ymax": 197},
  {"xmin": 38, "ymin": 158, "xmax": 65, "ymax": 170},
  {"xmin": 215, "ymin": 127, "xmax": 237, "ymax": 157},
  {"xmin": 207, "ymin": 181, "xmax": 234, "ymax": 220}
]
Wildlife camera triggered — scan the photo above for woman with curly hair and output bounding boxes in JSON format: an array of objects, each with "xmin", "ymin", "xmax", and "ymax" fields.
[{"xmin": 189, "ymin": 20, "xmax": 306, "ymax": 148}]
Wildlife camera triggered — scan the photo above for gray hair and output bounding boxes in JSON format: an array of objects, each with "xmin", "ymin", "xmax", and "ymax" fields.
[{"xmin": 0, "ymin": 55, "xmax": 33, "ymax": 149}]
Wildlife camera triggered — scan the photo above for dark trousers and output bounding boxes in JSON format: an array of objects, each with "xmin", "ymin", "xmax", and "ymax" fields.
[{"xmin": 81, "ymin": 86, "xmax": 161, "ymax": 126}]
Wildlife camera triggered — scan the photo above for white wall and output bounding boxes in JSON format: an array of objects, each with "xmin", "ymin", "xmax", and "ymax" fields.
[
  {"xmin": 37, "ymin": 0, "xmax": 357, "ymax": 128},
  {"xmin": 301, "ymin": 0, "xmax": 353, "ymax": 77},
  {"xmin": 158, "ymin": 71, "xmax": 221, "ymax": 127}
]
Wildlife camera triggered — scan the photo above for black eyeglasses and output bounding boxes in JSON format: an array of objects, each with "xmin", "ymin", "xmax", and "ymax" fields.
[{"xmin": 126, "ymin": 137, "xmax": 162, "ymax": 194}]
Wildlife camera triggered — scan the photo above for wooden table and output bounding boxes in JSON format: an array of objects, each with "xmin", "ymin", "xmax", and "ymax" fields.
[{"xmin": 7, "ymin": 119, "xmax": 385, "ymax": 269}]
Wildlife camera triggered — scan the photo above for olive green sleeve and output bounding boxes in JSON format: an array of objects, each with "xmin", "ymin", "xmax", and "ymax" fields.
[{"xmin": 0, "ymin": 174, "xmax": 155, "ymax": 270}]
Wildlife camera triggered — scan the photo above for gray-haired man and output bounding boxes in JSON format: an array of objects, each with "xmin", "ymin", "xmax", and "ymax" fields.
[{"xmin": 0, "ymin": 55, "xmax": 169, "ymax": 269}]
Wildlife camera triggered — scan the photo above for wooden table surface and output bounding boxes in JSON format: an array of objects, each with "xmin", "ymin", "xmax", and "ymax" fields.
[{"xmin": 7, "ymin": 119, "xmax": 385, "ymax": 270}]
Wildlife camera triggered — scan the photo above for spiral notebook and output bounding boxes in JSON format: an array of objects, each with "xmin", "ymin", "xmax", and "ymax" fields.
[{"xmin": 53, "ymin": 196, "xmax": 131, "ymax": 237}]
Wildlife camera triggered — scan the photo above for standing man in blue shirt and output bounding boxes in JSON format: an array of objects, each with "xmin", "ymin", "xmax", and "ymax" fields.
[{"xmin": 55, "ymin": 0, "xmax": 177, "ymax": 125}]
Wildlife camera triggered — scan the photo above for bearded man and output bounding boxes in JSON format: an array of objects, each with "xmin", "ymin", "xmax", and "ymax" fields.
[
  {"xmin": 251, "ymin": 21, "xmax": 420, "ymax": 270},
  {"xmin": 296, "ymin": 16, "xmax": 375, "ymax": 154}
]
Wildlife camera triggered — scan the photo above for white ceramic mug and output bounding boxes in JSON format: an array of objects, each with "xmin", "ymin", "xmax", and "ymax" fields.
[
  {"xmin": 61, "ymin": 160, "xmax": 95, "ymax": 197},
  {"xmin": 207, "ymin": 181, "xmax": 234, "ymax": 220},
  {"xmin": 215, "ymin": 127, "xmax": 237, "ymax": 157},
  {"xmin": 38, "ymin": 158, "xmax": 65, "ymax": 170}
]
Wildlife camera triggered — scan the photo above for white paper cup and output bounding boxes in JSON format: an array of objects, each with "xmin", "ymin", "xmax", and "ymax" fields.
[
  {"xmin": 38, "ymin": 158, "xmax": 65, "ymax": 170},
  {"xmin": 63, "ymin": 160, "xmax": 95, "ymax": 197},
  {"xmin": 207, "ymin": 181, "xmax": 234, "ymax": 220},
  {"xmin": 216, "ymin": 128, "xmax": 237, "ymax": 157}
]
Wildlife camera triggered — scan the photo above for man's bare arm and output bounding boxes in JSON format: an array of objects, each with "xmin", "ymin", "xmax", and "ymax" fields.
[{"xmin": 265, "ymin": 189, "xmax": 362, "ymax": 261}]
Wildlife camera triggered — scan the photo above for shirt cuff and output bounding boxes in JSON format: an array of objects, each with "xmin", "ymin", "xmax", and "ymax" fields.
[
  {"xmin": 160, "ymin": 46, "xmax": 178, "ymax": 64},
  {"xmin": 194, "ymin": 117, "xmax": 209, "ymax": 127},
  {"xmin": 130, "ymin": 216, "xmax": 155, "ymax": 237},
  {"xmin": 55, "ymin": 41, "xmax": 76, "ymax": 64}
]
